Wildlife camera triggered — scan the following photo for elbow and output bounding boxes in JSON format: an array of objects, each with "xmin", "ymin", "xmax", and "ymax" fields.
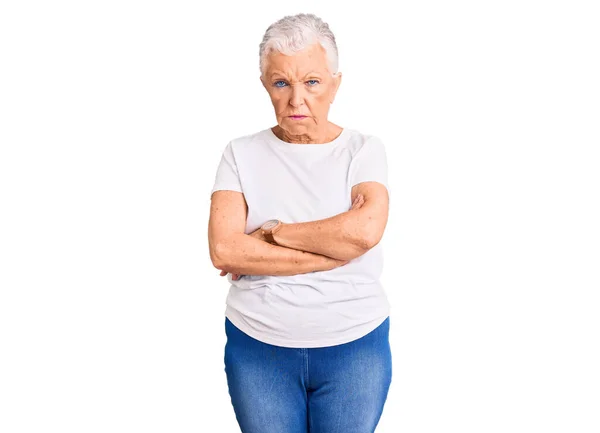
[
  {"xmin": 365, "ymin": 233, "xmax": 382, "ymax": 250},
  {"xmin": 210, "ymin": 233, "xmax": 248, "ymax": 272},
  {"xmin": 210, "ymin": 242, "xmax": 232, "ymax": 271},
  {"xmin": 341, "ymin": 221, "xmax": 378, "ymax": 259},
  {"xmin": 346, "ymin": 245, "xmax": 370, "ymax": 261},
  {"xmin": 341, "ymin": 235, "xmax": 373, "ymax": 261},
  {"xmin": 361, "ymin": 226, "xmax": 383, "ymax": 251}
]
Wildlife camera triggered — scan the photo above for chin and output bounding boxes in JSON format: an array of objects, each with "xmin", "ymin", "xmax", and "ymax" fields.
[{"xmin": 284, "ymin": 119, "xmax": 309, "ymax": 125}]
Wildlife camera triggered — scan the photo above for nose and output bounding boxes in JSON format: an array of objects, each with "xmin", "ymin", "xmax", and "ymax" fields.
[{"xmin": 289, "ymin": 83, "xmax": 305, "ymax": 107}]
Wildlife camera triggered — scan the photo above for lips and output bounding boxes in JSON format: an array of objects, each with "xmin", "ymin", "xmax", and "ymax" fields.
[{"xmin": 289, "ymin": 115, "xmax": 307, "ymax": 118}]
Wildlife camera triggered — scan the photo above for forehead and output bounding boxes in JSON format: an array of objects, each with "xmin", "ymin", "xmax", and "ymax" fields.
[{"xmin": 265, "ymin": 43, "xmax": 330, "ymax": 77}]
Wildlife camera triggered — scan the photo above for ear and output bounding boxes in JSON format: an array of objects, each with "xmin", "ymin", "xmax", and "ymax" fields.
[{"xmin": 331, "ymin": 71, "xmax": 342, "ymax": 103}]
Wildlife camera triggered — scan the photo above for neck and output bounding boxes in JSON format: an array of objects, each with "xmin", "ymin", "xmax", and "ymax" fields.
[{"xmin": 273, "ymin": 124, "xmax": 340, "ymax": 144}]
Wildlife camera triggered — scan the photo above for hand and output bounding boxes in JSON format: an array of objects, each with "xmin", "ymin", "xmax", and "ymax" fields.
[
  {"xmin": 351, "ymin": 194, "xmax": 365, "ymax": 210},
  {"xmin": 249, "ymin": 224, "xmax": 278, "ymax": 245},
  {"xmin": 320, "ymin": 256, "xmax": 351, "ymax": 271},
  {"xmin": 220, "ymin": 269, "xmax": 243, "ymax": 280},
  {"xmin": 249, "ymin": 226, "xmax": 269, "ymax": 243}
]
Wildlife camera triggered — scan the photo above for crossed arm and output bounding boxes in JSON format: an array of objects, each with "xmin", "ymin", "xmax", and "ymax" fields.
[{"xmin": 208, "ymin": 181, "xmax": 389, "ymax": 277}]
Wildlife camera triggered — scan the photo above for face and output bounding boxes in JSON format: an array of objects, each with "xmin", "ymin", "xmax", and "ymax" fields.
[{"xmin": 260, "ymin": 43, "xmax": 342, "ymax": 136}]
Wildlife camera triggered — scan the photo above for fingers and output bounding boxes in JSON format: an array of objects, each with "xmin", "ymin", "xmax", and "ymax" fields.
[
  {"xmin": 351, "ymin": 194, "xmax": 364, "ymax": 210},
  {"xmin": 219, "ymin": 270, "xmax": 243, "ymax": 280}
]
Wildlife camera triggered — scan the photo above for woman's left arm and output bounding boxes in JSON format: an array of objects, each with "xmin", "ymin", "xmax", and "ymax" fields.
[{"xmin": 272, "ymin": 181, "xmax": 389, "ymax": 261}]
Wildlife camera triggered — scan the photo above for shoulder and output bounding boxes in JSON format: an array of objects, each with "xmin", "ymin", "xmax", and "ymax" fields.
[
  {"xmin": 227, "ymin": 128, "xmax": 271, "ymax": 153},
  {"xmin": 343, "ymin": 128, "xmax": 386, "ymax": 157}
]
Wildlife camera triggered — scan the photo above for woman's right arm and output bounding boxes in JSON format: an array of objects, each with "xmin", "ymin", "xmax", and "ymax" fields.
[{"xmin": 208, "ymin": 190, "xmax": 348, "ymax": 276}]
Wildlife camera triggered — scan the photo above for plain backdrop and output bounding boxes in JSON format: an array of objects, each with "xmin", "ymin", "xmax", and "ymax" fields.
[{"xmin": 1, "ymin": 1, "xmax": 599, "ymax": 432}]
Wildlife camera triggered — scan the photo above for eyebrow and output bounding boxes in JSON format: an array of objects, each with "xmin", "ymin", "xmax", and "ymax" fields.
[{"xmin": 270, "ymin": 72, "xmax": 322, "ymax": 80}]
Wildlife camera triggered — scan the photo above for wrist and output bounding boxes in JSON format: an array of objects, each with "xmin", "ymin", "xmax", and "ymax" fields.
[
  {"xmin": 271, "ymin": 222, "xmax": 285, "ymax": 246},
  {"xmin": 261, "ymin": 219, "xmax": 284, "ymax": 245}
]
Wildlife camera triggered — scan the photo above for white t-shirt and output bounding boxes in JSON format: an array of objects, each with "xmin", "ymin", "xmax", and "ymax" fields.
[{"xmin": 210, "ymin": 126, "xmax": 391, "ymax": 348}]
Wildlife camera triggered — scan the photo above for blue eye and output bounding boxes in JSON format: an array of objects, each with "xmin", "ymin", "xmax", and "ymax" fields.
[{"xmin": 274, "ymin": 80, "xmax": 320, "ymax": 88}]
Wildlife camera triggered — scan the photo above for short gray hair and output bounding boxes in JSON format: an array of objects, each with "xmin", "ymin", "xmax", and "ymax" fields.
[{"xmin": 258, "ymin": 13, "xmax": 339, "ymax": 78}]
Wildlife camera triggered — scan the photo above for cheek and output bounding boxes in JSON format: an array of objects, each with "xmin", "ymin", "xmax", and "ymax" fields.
[
  {"xmin": 270, "ymin": 94, "xmax": 286, "ymax": 107},
  {"xmin": 312, "ymin": 87, "xmax": 330, "ymax": 101},
  {"xmin": 307, "ymin": 91, "xmax": 330, "ymax": 108}
]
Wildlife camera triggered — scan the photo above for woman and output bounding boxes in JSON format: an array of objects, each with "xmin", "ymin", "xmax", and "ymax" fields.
[{"xmin": 208, "ymin": 13, "xmax": 392, "ymax": 433}]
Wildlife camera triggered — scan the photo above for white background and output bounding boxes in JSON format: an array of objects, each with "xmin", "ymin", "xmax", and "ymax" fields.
[{"xmin": 1, "ymin": 1, "xmax": 599, "ymax": 432}]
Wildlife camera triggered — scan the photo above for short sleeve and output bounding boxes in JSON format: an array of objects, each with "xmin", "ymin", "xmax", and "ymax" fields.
[
  {"xmin": 210, "ymin": 141, "xmax": 243, "ymax": 195},
  {"xmin": 348, "ymin": 136, "xmax": 389, "ymax": 190}
]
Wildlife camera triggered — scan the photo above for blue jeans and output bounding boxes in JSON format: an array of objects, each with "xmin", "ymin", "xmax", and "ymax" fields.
[{"xmin": 223, "ymin": 316, "xmax": 392, "ymax": 433}]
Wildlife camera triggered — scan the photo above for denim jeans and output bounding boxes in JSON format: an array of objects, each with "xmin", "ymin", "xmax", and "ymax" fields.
[{"xmin": 223, "ymin": 316, "xmax": 392, "ymax": 433}]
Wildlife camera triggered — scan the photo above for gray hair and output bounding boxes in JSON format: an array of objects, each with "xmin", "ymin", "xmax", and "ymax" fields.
[{"xmin": 258, "ymin": 13, "xmax": 339, "ymax": 78}]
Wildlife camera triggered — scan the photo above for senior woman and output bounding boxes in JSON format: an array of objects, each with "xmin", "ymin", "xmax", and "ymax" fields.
[{"xmin": 208, "ymin": 13, "xmax": 392, "ymax": 433}]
